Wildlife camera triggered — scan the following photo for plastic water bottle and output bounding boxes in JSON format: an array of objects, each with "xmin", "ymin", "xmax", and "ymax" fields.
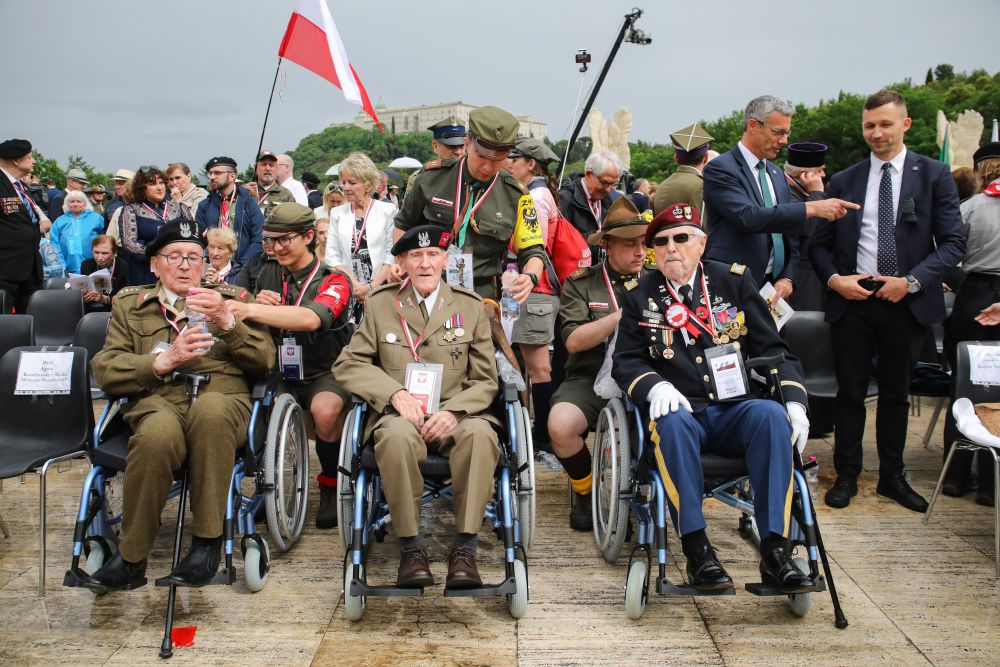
[
  {"xmin": 39, "ymin": 238, "xmax": 65, "ymax": 279},
  {"xmin": 804, "ymin": 455, "xmax": 819, "ymax": 504},
  {"xmin": 185, "ymin": 304, "xmax": 211, "ymax": 353},
  {"xmin": 501, "ymin": 263, "xmax": 519, "ymax": 321}
]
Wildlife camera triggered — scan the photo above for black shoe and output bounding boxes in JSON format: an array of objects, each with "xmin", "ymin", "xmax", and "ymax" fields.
[
  {"xmin": 396, "ymin": 548, "xmax": 434, "ymax": 588},
  {"xmin": 445, "ymin": 547, "xmax": 482, "ymax": 589},
  {"xmin": 80, "ymin": 553, "xmax": 147, "ymax": 593},
  {"xmin": 876, "ymin": 473, "xmax": 929, "ymax": 513},
  {"xmin": 684, "ymin": 544, "xmax": 734, "ymax": 591},
  {"xmin": 941, "ymin": 477, "xmax": 972, "ymax": 498},
  {"xmin": 759, "ymin": 545, "xmax": 815, "ymax": 594},
  {"xmin": 158, "ymin": 536, "xmax": 222, "ymax": 588},
  {"xmin": 316, "ymin": 485, "xmax": 338, "ymax": 529},
  {"xmin": 824, "ymin": 476, "xmax": 858, "ymax": 509},
  {"xmin": 976, "ymin": 492, "xmax": 996, "ymax": 507},
  {"xmin": 570, "ymin": 492, "xmax": 593, "ymax": 532}
]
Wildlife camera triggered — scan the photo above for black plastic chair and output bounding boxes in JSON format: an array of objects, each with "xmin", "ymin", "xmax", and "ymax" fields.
[
  {"xmin": 43, "ymin": 277, "xmax": 70, "ymax": 290},
  {"xmin": 26, "ymin": 289, "xmax": 84, "ymax": 347},
  {"xmin": 0, "ymin": 314, "xmax": 34, "ymax": 359},
  {"xmin": 73, "ymin": 312, "xmax": 112, "ymax": 398},
  {"xmin": 0, "ymin": 346, "xmax": 93, "ymax": 595}
]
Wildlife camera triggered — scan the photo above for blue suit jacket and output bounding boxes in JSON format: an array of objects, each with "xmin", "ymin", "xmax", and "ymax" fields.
[
  {"xmin": 807, "ymin": 150, "xmax": 965, "ymax": 326},
  {"xmin": 703, "ymin": 145, "xmax": 807, "ymax": 284}
]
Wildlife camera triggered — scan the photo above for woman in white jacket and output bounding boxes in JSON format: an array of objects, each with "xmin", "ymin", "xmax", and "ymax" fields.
[{"xmin": 325, "ymin": 152, "xmax": 398, "ymax": 317}]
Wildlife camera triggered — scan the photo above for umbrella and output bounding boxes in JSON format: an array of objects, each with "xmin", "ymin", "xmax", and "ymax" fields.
[
  {"xmin": 324, "ymin": 162, "xmax": 341, "ymax": 177},
  {"xmin": 388, "ymin": 156, "xmax": 423, "ymax": 169},
  {"xmin": 382, "ymin": 168, "xmax": 403, "ymax": 183}
]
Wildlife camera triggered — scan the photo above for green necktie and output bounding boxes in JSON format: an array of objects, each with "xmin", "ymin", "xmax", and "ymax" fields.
[
  {"xmin": 457, "ymin": 181, "xmax": 482, "ymax": 248},
  {"xmin": 419, "ymin": 300, "xmax": 429, "ymax": 321},
  {"xmin": 757, "ymin": 160, "xmax": 784, "ymax": 277}
]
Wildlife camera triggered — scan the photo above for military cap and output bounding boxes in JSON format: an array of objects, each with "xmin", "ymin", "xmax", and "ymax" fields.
[
  {"xmin": 588, "ymin": 196, "xmax": 647, "ymax": 245},
  {"xmin": 973, "ymin": 142, "xmax": 1000, "ymax": 166},
  {"xmin": 113, "ymin": 168, "xmax": 135, "ymax": 181},
  {"xmin": 510, "ymin": 137, "xmax": 560, "ymax": 164},
  {"xmin": 644, "ymin": 202, "xmax": 701, "ymax": 246},
  {"xmin": 467, "ymin": 106, "xmax": 519, "ymax": 158},
  {"xmin": 146, "ymin": 218, "xmax": 206, "ymax": 257},
  {"xmin": 390, "ymin": 224, "xmax": 453, "ymax": 256},
  {"xmin": 428, "ymin": 117, "xmax": 467, "ymax": 146},
  {"xmin": 786, "ymin": 142, "xmax": 828, "ymax": 169},
  {"xmin": 300, "ymin": 171, "xmax": 320, "ymax": 187},
  {"xmin": 263, "ymin": 202, "xmax": 315, "ymax": 235},
  {"xmin": 66, "ymin": 168, "xmax": 89, "ymax": 185},
  {"xmin": 85, "ymin": 184, "xmax": 106, "ymax": 194},
  {"xmin": 257, "ymin": 150, "xmax": 277, "ymax": 162},
  {"xmin": 0, "ymin": 138, "xmax": 32, "ymax": 159},
  {"xmin": 205, "ymin": 156, "xmax": 237, "ymax": 172},
  {"xmin": 670, "ymin": 122, "xmax": 713, "ymax": 159}
]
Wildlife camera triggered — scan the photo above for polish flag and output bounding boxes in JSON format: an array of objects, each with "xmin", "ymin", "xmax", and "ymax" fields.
[{"xmin": 278, "ymin": 0, "xmax": 382, "ymax": 128}]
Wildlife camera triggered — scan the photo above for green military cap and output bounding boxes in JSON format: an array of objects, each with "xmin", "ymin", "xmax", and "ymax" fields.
[
  {"xmin": 468, "ymin": 106, "xmax": 519, "ymax": 158},
  {"xmin": 669, "ymin": 122, "xmax": 714, "ymax": 157},
  {"xmin": 510, "ymin": 137, "xmax": 560, "ymax": 164},
  {"xmin": 263, "ymin": 202, "xmax": 315, "ymax": 235}
]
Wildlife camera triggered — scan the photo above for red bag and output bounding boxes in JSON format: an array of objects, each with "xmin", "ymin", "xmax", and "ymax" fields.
[{"xmin": 545, "ymin": 212, "xmax": 592, "ymax": 289}]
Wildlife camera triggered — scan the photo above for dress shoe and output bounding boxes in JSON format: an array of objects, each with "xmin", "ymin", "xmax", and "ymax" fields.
[
  {"xmin": 684, "ymin": 544, "xmax": 734, "ymax": 591},
  {"xmin": 316, "ymin": 485, "xmax": 338, "ymax": 529},
  {"xmin": 824, "ymin": 476, "xmax": 858, "ymax": 509},
  {"xmin": 158, "ymin": 536, "xmax": 222, "ymax": 588},
  {"xmin": 941, "ymin": 478, "xmax": 972, "ymax": 498},
  {"xmin": 570, "ymin": 492, "xmax": 593, "ymax": 532},
  {"xmin": 976, "ymin": 492, "xmax": 996, "ymax": 508},
  {"xmin": 876, "ymin": 473, "xmax": 929, "ymax": 513},
  {"xmin": 760, "ymin": 545, "xmax": 815, "ymax": 594},
  {"xmin": 445, "ymin": 547, "xmax": 482, "ymax": 589},
  {"xmin": 80, "ymin": 553, "xmax": 147, "ymax": 593},
  {"xmin": 396, "ymin": 547, "xmax": 434, "ymax": 588}
]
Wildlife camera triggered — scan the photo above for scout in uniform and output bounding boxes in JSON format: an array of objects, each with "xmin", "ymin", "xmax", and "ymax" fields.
[
  {"xmin": 395, "ymin": 106, "xmax": 546, "ymax": 302},
  {"xmin": 612, "ymin": 203, "xmax": 814, "ymax": 593},
  {"xmin": 249, "ymin": 150, "xmax": 295, "ymax": 221},
  {"xmin": 547, "ymin": 197, "xmax": 649, "ymax": 530},
  {"xmin": 84, "ymin": 219, "xmax": 275, "ymax": 593},
  {"xmin": 333, "ymin": 225, "xmax": 500, "ymax": 590},
  {"xmin": 652, "ymin": 122, "xmax": 714, "ymax": 216},
  {"xmin": 225, "ymin": 203, "xmax": 353, "ymax": 529}
]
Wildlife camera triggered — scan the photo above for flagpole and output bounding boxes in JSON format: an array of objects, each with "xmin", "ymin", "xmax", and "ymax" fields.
[{"xmin": 255, "ymin": 57, "xmax": 283, "ymax": 167}]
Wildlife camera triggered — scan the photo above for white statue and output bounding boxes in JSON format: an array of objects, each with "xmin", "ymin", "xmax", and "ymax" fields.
[
  {"xmin": 937, "ymin": 109, "xmax": 984, "ymax": 171},
  {"xmin": 588, "ymin": 107, "xmax": 633, "ymax": 170}
]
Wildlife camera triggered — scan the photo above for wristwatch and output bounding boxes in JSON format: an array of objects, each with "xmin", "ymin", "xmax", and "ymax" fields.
[
  {"xmin": 905, "ymin": 274, "xmax": 921, "ymax": 294},
  {"xmin": 527, "ymin": 272, "xmax": 539, "ymax": 287}
]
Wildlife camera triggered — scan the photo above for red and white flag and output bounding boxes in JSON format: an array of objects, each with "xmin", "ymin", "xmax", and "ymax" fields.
[{"xmin": 278, "ymin": 0, "xmax": 382, "ymax": 128}]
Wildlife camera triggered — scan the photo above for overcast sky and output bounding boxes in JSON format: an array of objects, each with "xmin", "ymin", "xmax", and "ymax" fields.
[{"xmin": 5, "ymin": 0, "xmax": 999, "ymax": 175}]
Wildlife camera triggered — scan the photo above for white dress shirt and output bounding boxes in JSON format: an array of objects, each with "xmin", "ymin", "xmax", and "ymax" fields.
[
  {"xmin": 856, "ymin": 147, "xmax": 907, "ymax": 277},
  {"xmin": 414, "ymin": 284, "xmax": 440, "ymax": 316},
  {"xmin": 737, "ymin": 141, "xmax": 777, "ymax": 273},
  {"xmin": 280, "ymin": 177, "xmax": 309, "ymax": 206}
]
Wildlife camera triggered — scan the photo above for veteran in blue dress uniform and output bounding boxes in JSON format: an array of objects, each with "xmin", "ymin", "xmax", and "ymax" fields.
[{"xmin": 612, "ymin": 203, "xmax": 814, "ymax": 593}]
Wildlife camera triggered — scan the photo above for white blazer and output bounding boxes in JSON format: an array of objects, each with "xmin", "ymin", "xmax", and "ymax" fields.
[{"xmin": 325, "ymin": 199, "xmax": 398, "ymax": 280}]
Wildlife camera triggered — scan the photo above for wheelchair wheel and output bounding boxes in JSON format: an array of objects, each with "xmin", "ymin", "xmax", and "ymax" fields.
[
  {"xmin": 507, "ymin": 558, "xmax": 528, "ymax": 619},
  {"xmin": 513, "ymin": 405, "xmax": 536, "ymax": 551},
  {"xmin": 593, "ymin": 398, "xmax": 631, "ymax": 563},
  {"xmin": 264, "ymin": 393, "xmax": 309, "ymax": 553},
  {"xmin": 788, "ymin": 557, "xmax": 813, "ymax": 617},
  {"xmin": 625, "ymin": 559, "xmax": 649, "ymax": 620},
  {"xmin": 344, "ymin": 563, "xmax": 366, "ymax": 622},
  {"xmin": 243, "ymin": 538, "xmax": 270, "ymax": 593},
  {"xmin": 336, "ymin": 406, "xmax": 360, "ymax": 551}
]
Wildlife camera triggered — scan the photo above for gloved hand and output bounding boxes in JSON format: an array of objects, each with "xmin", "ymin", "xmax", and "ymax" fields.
[
  {"xmin": 787, "ymin": 402, "xmax": 809, "ymax": 454},
  {"xmin": 647, "ymin": 382, "xmax": 692, "ymax": 420}
]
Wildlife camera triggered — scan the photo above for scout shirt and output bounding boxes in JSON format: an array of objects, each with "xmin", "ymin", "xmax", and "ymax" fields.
[
  {"xmin": 394, "ymin": 157, "xmax": 545, "ymax": 291},
  {"xmin": 255, "ymin": 181, "xmax": 295, "ymax": 221},
  {"xmin": 612, "ymin": 260, "xmax": 808, "ymax": 413},
  {"xmin": 253, "ymin": 257, "xmax": 352, "ymax": 382},
  {"xmin": 559, "ymin": 261, "xmax": 643, "ymax": 381}
]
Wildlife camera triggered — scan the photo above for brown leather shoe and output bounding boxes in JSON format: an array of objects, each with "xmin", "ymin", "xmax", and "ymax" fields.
[
  {"xmin": 445, "ymin": 547, "xmax": 482, "ymax": 589},
  {"xmin": 396, "ymin": 548, "xmax": 433, "ymax": 588}
]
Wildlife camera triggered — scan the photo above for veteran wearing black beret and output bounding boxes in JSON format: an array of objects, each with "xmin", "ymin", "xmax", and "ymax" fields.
[{"xmin": 0, "ymin": 138, "xmax": 45, "ymax": 312}]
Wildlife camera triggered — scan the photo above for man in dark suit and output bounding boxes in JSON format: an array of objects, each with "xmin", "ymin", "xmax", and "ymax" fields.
[
  {"xmin": 809, "ymin": 90, "xmax": 966, "ymax": 512},
  {"xmin": 704, "ymin": 95, "xmax": 857, "ymax": 306},
  {"xmin": 0, "ymin": 138, "xmax": 44, "ymax": 312}
]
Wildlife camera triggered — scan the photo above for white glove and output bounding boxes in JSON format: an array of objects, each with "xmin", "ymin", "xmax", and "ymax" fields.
[
  {"xmin": 787, "ymin": 402, "xmax": 809, "ymax": 454},
  {"xmin": 647, "ymin": 382, "xmax": 692, "ymax": 420}
]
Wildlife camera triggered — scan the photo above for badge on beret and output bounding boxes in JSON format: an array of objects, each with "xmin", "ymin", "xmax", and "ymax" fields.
[
  {"xmin": 180, "ymin": 221, "xmax": 193, "ymax": 238},
  {"xmin": 495, "ymin": 128, "xmax": 502, "ymax": 140},
  {"xmin": 670, "ymin": 204, "xmax": 694, "ymax": 221},
  {"xmin": 418, "ymin": 231, "xmax": 430, "ymax": 248}
]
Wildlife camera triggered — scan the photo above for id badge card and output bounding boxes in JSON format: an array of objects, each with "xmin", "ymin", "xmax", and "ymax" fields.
[
  {"xmin": 446, "ymin": 245, "xmax": 474, "ymax": 291},
  {"xmin": 704, "ymin": 343, "xmax": 749, "ymax": 401},
  {"xmin": 405, "ymin": 362, "xmax": 444, "ymax": 415},
  {"xmin": 280, "ymin": 337, "xmax": 304, "ymax": 381}
]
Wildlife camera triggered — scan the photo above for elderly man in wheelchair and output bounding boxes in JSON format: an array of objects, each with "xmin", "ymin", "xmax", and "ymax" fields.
[
  {"xmin": 80, "ymin": 219, "xmax": 275, "ymax": 593},
  {"xmin": 612, "ymin": 204, "xmax": 813, "ymax": 594}
]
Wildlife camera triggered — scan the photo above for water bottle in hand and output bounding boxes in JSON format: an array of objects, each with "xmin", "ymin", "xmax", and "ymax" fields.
[
  {"xmin": 184, "ymin": 296, "xmax": 211, "ymax": 353},
  {"xmin": 501, "ymin": 263, "xmax": 519, "ymax": 321}
]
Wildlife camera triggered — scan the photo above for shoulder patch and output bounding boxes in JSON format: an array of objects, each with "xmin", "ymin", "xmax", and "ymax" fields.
[{"xmin": 730, "ymin": 263, "xmax": 746, "ymax": 276}]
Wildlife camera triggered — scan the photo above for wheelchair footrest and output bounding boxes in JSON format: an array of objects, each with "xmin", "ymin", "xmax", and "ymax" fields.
[
  {"xmin": 442, "ymin": 576, "xmax": 516, "ymax": 597},
  {"xmin": 153, "ymin": 567, "xmax": 236, "ymax": 588},
  {"xmin": 656, "ymin": 577, "xmax": 736, "ymax": 597},
  {"xmin": 745, "ymin": 576, "xmax": 824, "ymax": 597},
  {"xmin": 63, "ymin": 568, "xmax": 88, "ymax": 588},
  {"xmin": 351, "ymin": 579, "xmax": 423, "ymax": 597}
]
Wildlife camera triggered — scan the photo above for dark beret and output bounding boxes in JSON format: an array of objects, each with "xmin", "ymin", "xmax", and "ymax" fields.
[
  {"xmin": 0, "ymin": 139, "xmax": 32, "ymax": 159},
  {"xmin": 300, "ymin": 171, "xmax": 320, "ymax": 186},
  {"xmin": 644, "ymin": 203, "xmax": 701, "ymax": 246},
  {"xmin": 973, "ymin": 142, "xmax": 1000, "ymax": 166},
  {"xmin": 205, "ymin": 156, "xmax": 238, "ymax": 171},
  {"xmin": 391, "ymin": 224, "xmax": 452, "ymax": 256},
  {"xmin": 146, "ymin": 218, "xmax": 206, "ymax": 257}
]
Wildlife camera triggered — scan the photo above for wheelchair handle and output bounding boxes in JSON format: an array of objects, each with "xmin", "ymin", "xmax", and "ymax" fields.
[{"xmin": 745, "ymin": 354, "xmax": 785, "ymax": 371}]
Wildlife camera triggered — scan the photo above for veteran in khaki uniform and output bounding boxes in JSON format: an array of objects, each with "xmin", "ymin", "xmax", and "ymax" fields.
[
  {"xmin": 84, "ymin": 219, "xmax": 274, "ymax": 594},
  {"xmin": 334, "ymin": 225, "xmax": 500, "ymax": 591},
  {"xmin": 395, "ymin": 106, "xmax": 546, "ymax": 303},
  {"xmin": 547, "ymin": 197, "xmax": 649, "ymax": 531},
  {"xmin": 652, "ymin": 122, "xmax": 714, "ymax": 217}
]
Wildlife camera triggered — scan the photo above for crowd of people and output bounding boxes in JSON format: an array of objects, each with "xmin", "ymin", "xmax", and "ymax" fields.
[{"xmin": 2, "ymin": 87, "xmax": 999, "ymax": 594}]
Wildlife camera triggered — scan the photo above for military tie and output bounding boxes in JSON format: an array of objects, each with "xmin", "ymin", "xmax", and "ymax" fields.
[
  {"xmin": 757, "ymin": 160, "xmax": 784, "ymax": 277},
  {"xmin": 876, "ymin": 163, "xmax": 898, "ymax": 276},
  {"xmin": 418, "ymin": 300, "xmax": 429, "ymax": 321},
  {"xmin": 678, "ymin": 284, "xmax": 693, "ymax": 307}
]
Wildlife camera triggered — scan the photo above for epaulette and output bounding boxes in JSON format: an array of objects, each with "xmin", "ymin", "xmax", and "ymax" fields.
[
  {"xmin": 567, "ymin": 267, "xmax": 594, "ymax": 281},
  {"xmin": 116, "ymin": 285, "xmax": 142, "ymax": 297},
  {"xmin": 449, "ymin": 283, "xmax": 483, "ymax": 301},
  {"xmin": 369, "ymin": 282, "xmax": 399, "ymax": 297},
  {"xmin": 730, "ymin": 263, "xmax": 746, "ymax": 276},
  {"xmin": 500, "ymin": 171, "xmax": 527, "ymax": 192},
  {"xmin": 215, "ymin": 284, "xmax": 252, "ymax": 301}
]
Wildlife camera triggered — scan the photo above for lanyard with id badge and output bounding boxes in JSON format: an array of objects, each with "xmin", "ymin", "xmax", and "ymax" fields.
[
  {"xmin": 396, "ymin": 277, "xmax": 444, "ymax": 414},
  {"xmin": 279, "ymin": 262, "xmax": 321, "ymax": 381},
  {"xmin": 447, "ymin": 157, "xmax": 498, "ymax": 291}
]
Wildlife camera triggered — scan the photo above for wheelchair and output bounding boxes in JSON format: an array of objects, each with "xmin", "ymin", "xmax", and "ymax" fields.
[
  {"xmin": 336, "ymin": 351, "xmax": 536, "ymax": 621},
  {"xmin": 63, "ymin": 370, "xmax": 309, "ymax": 657},
  {"xmin": 592, "ymin": 355, "xmax": 848, "ymax": 626}
]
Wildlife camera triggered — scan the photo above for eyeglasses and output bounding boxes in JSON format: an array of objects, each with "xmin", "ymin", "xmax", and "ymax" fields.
[
  {"xmin": 262, "ymin": 232, "xmax": 303, "ymax": 248},
  {"xmin": 588, "ymin": 171, "xmax": 619, "ymax": 188},
  {"xmin": 652, "ymin": 232, "xmax": 701, "ymax": 247},
  {"xmin": 138, "ymin": 165, "xmax": 161, "ymax": 174},
  {"xmin": 207, "ymin": 169, "xmax": 235, "ymax": 177},
  {"xmin": 157, "ymin": 253, "xmax": 205, "ymax": 267},
  {"xmin": 753, "ymin": 121, "xmax": 791, "ymax": 139}
]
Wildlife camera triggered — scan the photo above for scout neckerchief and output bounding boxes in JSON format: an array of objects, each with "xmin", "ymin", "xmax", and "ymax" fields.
[
  {"xmin": 141, "ymin": 199, "xmax": 168, "ymax": 222},
  {"xmin": 663, "ymin": 264, "xmax": 718, "ymax": 342},
  {"xmin": 395, "ymin": 277, "xmax": 434, "ymax": 362},
  {"xmin": 352, "ymin": 198, "xmax": 374, "ymax": 252},
  {"xmin": 600, "ymin": 263, "xmax": 621, "ymax": 312},
  {"xmin": 219, "ymin": 187, "xmax": 237, "ymax": 228},
  {"xmin": 453, "ymin": 157, "xmax": 499, "ymax": 248},
  {"xmin": 280, "ymin": 259, "xmax": 322, "ymax": 336}
]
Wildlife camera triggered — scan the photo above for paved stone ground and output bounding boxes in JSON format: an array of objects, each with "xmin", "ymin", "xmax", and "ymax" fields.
[{"xmin": 0, "ymin": 400, "xmax": 997, "ymax": 666}]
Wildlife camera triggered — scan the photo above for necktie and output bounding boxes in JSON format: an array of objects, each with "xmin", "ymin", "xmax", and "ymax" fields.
[
  {"xmin": 876, "ymin": 163, "xmax": 898, "ymax": 276},
  {"xmin": 419, "ymin": 300, "xmax": 429, "ymax": 321},
  {"xmin": 14, "ymin": 181, "xmax": 37, "ymax": 224},
  {"xmin": 757, "ymin": 161, "xmax": 784, "ymax": 277},
  {"xmin": 457, "ymin": 181, "xmax": 482, "ymax": 248},
  {"xmin": 678, "ymin": 284, "xmax": 693, "ymax": 307}
]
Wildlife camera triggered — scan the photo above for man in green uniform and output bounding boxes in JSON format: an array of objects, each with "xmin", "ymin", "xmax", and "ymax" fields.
[
  {"xmin": 226, "ymin": 203, "xmax": 353, "ymax": 529},
  {"xmin": 246, "ymin": 150, "xmax": 295, "ymax": 221},
  {"xmin": 547, "ymin": 197, "xmax": 649, "ymax": 530},
  {"xmin": 653, "ymin": 122, "xmax": 714, "ymax": 216},
  {"xmin": 395, "ymin": 106, "xmax": 546, "ymax": 303},
  {"xmin": 334, "ymin": 225, "xmax": 500, "ymax": 590},
  {"xmin": 83, "ymin": 219, "xmax": 275, "ymax": 593}
]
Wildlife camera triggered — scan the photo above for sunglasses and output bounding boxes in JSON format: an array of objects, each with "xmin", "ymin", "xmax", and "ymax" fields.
[{"xmin": 652, "ymin": 232, "xmax": 700, "ymax": 247}]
